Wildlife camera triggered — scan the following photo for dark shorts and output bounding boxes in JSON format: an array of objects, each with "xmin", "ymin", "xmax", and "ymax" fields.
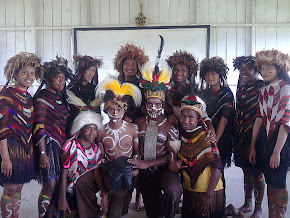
[{"xmin": 263, "ymin": 168, "xmax": 288, "ymax": 189}]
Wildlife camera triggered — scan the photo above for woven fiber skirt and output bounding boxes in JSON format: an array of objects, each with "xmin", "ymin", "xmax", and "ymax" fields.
[
  {"xmin": 36, "ymin": 139, "xmax": 62, "ymax": 183},
  {"xmin": 182, "ymin": 189, "xmax": 224, "ymax": 218},
  {"xmin": 0, "ymin": 138, "xmax": 37, "ymax": 186}
]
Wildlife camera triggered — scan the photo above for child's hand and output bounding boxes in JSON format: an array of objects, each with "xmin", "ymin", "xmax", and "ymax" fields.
[
  {"xmin": 101, "ymin": 192, "xmax": 109, "ymax": 215},
  {"xmin": 269, "ymin": 151, "xmax": 280, "ymax": 169},
  {"xmin": 200, "ymin": 192, "xmax": 213, "ymax": 216},
  {"xmin": 59, "ymin": 199, "xmax": 71, "ymax": 215},
  {"xmin": 248, "ymin": 148, "xmax": 256, "ymax": 165},
  {"xmin": 1, "ymin": 158, "xmax": 12, "ymax": 177},
  {"xmin": 39, "ymin": 153, "xmax": 50, "ymax": 169},
  {"xmin": 168, "ymin": 152, "xmax": 187, "ymax": 173},
  {"xmin": 132, "ymin": 169, "xmax": 139, "ymax": 177}
]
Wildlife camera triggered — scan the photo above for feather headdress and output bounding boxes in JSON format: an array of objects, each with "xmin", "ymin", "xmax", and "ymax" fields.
[
  {"xmin": 140, "ymin": 35, "xmax": 172, "ymax": 101},
  {"xmin": 114, "ymin": 43, "xmax": 149, "ymax": 76},
  {"xmin": 70, "ymin": 110, "xmax": 103, "ymax": 136},
  {"xmin": 68, "ymin": 55, "xmax": 103, "ymax": 88},
  {"xmin": 255, "ymin": 49, "xmax": 290, "ymax": 75},
  {"xmin": 166, "ymin": 50, "xmax": 199, "ymax": 77},
  {"xmin": 95, "ymin": 78, "xmax": 142, "ymax": 110},
  {"xmin": 1, "ymin": 52, "xmax": 44, "ymax": 92},
  {"xmin": 199, "ymin": 56, "xmax": 229, "ymax": 88}
]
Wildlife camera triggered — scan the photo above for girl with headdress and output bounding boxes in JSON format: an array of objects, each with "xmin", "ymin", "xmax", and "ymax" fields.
[
  {"xmin": 67, "ymin": 55, "xmax": 103, "ymax": 132},
  {"xmin": 166, "ymin": 51, "xmax": 216, "ymax": 142},
  {"xmin": 249, "ymin": 49, "xmax": 290, "ymax": 218},
  {"xmin": 230, "ymin": 56, "xmax": 265, "ymax": 217},
  {"xmin": 33, "ymin": 56, "xmax": 73, "ymax": 217},
  {"xmin": 59, "ymin": 110, "xmax": 107, "ymax": 218},
  {"xmin": 0, "ymin": 52, "xmax": 43, "ymax": 217},
  {"xmin": 113, "ymin": 43, "xmax": 149, "ymax": 123},
  {"xmin": 169, "ymin": 95, "xmax": 224, "ymax": 218},
  {"xmin": 113, "ymin": 43, "xmax": 149, "ymax": 212},
  {"xmin": 199, "ymin": 57, "xmax": 234, "ymax": 168}
]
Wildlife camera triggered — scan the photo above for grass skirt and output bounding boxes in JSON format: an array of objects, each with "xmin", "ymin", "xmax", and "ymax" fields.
[
  {"xmin": 182, "ymin": 189, "xmax": 224, "ymax": 218},
  {"xmin": 0, "ymin": 138, "xmax": 37, "ymax": 186},
  {"xmin": 36, "ymin": 140, "xmax": 61, "ymax": 182}
]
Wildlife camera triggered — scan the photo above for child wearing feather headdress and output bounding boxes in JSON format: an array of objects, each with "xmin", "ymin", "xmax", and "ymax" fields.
[
  {"xmin": 66, "ymin": 55, "xmax": 103, "ymax": 133},
  {"xmin": 229, "ymin": 56, "xmax": 265, "ymax": 217},
  {"xmin": 32, "ymin": 56, "xmax": 73, "ymax": 217},
  {"xmin": 169, "ymin": 95, "xmax": 224, "ymax": 218},
  {"xmin": 0, "ymin": 52, "xmax": 43, "ymax": 217},
  {"xmin": 95, "ymin": 78, "xmax": 141, "ymax": 218},
  {"xmin": 128, "ymin": 36, "xmax": 182, "ymax": 218},
  {"xmin": 199, "ymin": 57, "xmax": 234, "ymax": 168},
  {"xmin": 113, "ymin": 43, "xmax": 149, "ymax": 123},
  {"xmin": 249, "ymin": 49, "xmax": 290, "ymax": 218}
]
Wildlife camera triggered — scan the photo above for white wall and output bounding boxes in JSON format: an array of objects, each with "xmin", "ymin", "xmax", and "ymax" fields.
[{"xmin": 0, "ymin": 0, "xmax": 290, "ymax": 88}]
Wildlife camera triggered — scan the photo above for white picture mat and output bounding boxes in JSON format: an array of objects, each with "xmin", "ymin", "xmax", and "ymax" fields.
[{"xmin": 75, "ymin": 27, "xmax": 209, "ymax": 82}]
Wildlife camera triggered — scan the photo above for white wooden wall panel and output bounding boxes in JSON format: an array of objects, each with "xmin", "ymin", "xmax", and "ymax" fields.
[
  {"xmin": 119, "ymin": 0, "xmax": 130, "ymax": 25},
  {"xmin": 1, "ymin": 0, "xmax": 290, "ymax": 88}
]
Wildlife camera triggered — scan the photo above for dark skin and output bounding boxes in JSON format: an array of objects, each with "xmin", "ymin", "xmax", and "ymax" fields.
[
  {"xmin": 128, "ymin": 97, "xmax": 177, "ymax": 169},
  {"xmin": 59, "ymin": 124, "xmax": 108, "ymax": 215},
  {"xmin": 169, "ymin": 109, "xmax": 222, "ymax": 216}
]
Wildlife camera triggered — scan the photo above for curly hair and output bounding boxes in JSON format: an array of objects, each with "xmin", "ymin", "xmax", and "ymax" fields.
[
  {"xmin": 113, "ymin": 43, "xmax": 149, "ymax": 82},
  {"xmin": 73, "ymin": 55, "xmax": 103, "ymax": 75},
  {"xmin": 4, "ymin": 52, "xmax": 43, "ymax": 82},
  {"xmin": 233, "ymin": 56, "xmax": 256, "ymax": 71},
  {"xmin": 199, "ymin": 56, "xmax": 229, "ymax": 88},
  {"xmin": 255, "ymin": 49, "xmax": 290, "ymax": 82},
  {"xmin": 166, "ymin": 50, "xmax": 199, "ymax": 78},
  {"xmin": 43, "ymin": 56, "xmax": 73, "ymax": 84}
]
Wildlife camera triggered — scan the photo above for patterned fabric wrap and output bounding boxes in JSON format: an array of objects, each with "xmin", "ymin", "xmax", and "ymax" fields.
[
  {"xmin": 0, "ymin": 138, "xmax": 37, "ymax": 186},
  {"xmin": 0, "ymin": 87, "xmax": 34, "ymax": 154},
  {"xmin": 178, "ymin": 125, "xmax": 223, "ymax": 189},
  {"xmin": 233, "ymin": 80, "xmax": 264, "ymax": 167},
  {"xmin": 199, "ymin": 86, "xmax": 234, "ymax": 167},
  {"xmin": 33, "ymin": 89, "xmax": 68, "ymax": 146},
  {"xmin": 257, "ymin": 80, "xmax": 290, "ymax": 137},
  {"xmin": 62, "ymin": 138, "xmax": 102, "ymax": 195}
]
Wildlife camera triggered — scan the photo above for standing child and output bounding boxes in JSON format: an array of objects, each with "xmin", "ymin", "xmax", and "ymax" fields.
[
  {"xmin": 169, "ymin": 95, "xmax": 224, "ymax": 218},
  {"xmin": 249, "ymin": 49, "xmax": 290, "ymax": 218},
  {"xmin": 0, "ymin": 53, "xmax": 43, "ymax": 217},
  {"xmin": 199, "ymin": 57, "xmax": 234, "ymax": 167},
  {"xmin": 33, "ymin": 57, "xmax": 72, "ymax": 217},
  {"xmin": 231, "ymin": 56, "xmax": 265, "ymax": 218}
]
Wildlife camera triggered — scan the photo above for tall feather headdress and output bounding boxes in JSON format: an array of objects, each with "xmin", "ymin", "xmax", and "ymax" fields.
[
  {"xmin": 95, "ymin": 78, "xmax": 142, "ymax": 110},
  {"xmin": 140, "ymin": 35, "xmax": 172, "ymax": 101}
]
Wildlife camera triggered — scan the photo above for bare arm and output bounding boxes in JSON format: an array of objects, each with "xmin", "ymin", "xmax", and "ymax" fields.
[
  {"xmin": 0, "ymin": 139, "xmax": 12, "ymax": 177},
  {"xmin": 205, "ymin": 120, "xmax": 216, "ymax": 144},
  {"xmin": 269, "ymin": 125, "xmax": 289, "ymax": 169},
  {"xmin": 59, "ymin": 157, "xmax": 71, "ymax": 215},
  {"xmin": 38, "ymin": 137, "xmax": 50, "ymax": 169},
  {"xmin": 248, "ymin": 117, "xmax": 263, "ymax": 165},
  {"xmin": 215, "ymin": 116, "xmax": 228, "ymax": 143}
]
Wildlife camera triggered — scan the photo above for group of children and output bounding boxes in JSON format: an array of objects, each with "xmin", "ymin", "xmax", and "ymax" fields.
[{"xmin": 0, "ymin": 38, "xmax": 289, "ymax": 218}]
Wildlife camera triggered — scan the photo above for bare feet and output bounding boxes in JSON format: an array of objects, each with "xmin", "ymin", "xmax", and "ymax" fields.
[
  {"xmin": 250, "ymin": 209, "xmax": 262, "ymax": 218},
  {"xmin": 135, "ymin": 195, "xmax": 144, "ymax": 211},
  {"xmin": 234, "ymin": 211, "xmax": 245, "ymax": 218},
  {"xmin": 238, "ymin": 203, "xmax": 253, "ymax": 213},
  {"xmin": 225, "ymin": 204, "xmax": 238, "ymax": 216}
]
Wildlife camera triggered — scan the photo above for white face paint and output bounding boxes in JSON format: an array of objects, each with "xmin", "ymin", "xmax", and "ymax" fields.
[
  {"xmin": 146, "ymin": 97, "xmax": 164, "ymax": 119},
  {"xmin": 107, "ymin": 107, "xmax": 125, "ymax": 123}
]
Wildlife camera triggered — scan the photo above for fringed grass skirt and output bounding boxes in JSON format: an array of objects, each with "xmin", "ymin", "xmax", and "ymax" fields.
[
  {"xmin": 0, "ymin": 138, "xmax": 37, "ymax": 186},
  {"xmin": 36, "ymin": 140, "xmax": 61, "ymax": 182},
  {"xmin": 182, "ymin": 189, "xmax": 224, "ymax": 218}
]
